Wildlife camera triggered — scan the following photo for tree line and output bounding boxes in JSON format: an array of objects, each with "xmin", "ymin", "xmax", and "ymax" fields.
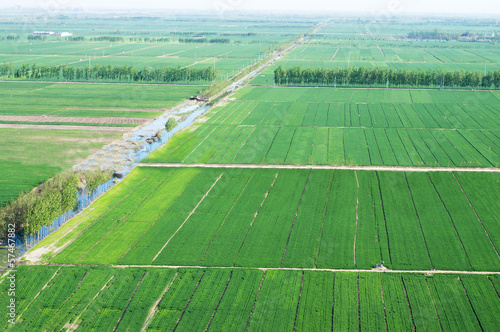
[
  {"xmin": 178, "ymin": 38, "xmax": 231, "ymax": 44},
  {"xmin": 1, "ymin": 62, "xmax": 218, "ymax": 83},
  {"xmin": 273, "ymin": 65, "xmax": 500, "ymax": 89},
  {"xmin": 0, "ymin": 169, "xmax": 112, "ymax": 240}
]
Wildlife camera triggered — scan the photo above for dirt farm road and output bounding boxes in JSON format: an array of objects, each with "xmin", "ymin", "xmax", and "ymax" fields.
[
  {"xmin": 139, "ymin": 163, "xmax": 500, "ymax": 173},
  {"xmin": 29, "ymin": 262, "xmax": 500, "ymax": 275},
  {"xmin": 0, "ymin": 124, "xmax": 131, "ymax": 131}
]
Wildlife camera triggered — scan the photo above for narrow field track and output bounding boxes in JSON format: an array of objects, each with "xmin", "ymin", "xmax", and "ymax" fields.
[
  {"xmin": 32, "ymin": 262, "xmax": 500, "ymax": 275},
  {"xmin": 0, "ymin": 80, "xmax": 208, "ymax": 87},
  {"xmin": 0, "ymin": 124, "xmax": 131, "ymax": 131},
  {"xmin": 139, "ymin": 162, "xmax": 500, "ymax": 173},
  {"xmin": 0, "ymin": 115, "xmax": 148, "ymax": 125}
]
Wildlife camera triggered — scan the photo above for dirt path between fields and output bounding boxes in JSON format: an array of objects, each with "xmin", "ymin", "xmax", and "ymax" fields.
[
  {"xmin": 64, "ymin": 107, "xmax": 167, "ymax": 112},
  {"xmin": 29, "ymin": 262, "xmax": 500, "ymax": 275},
  {"xmin": 0, "ymin": 80, "xmax": 208, "ymax": 87},
  {"xmin": 0, "ymin": 124, "xmax": 131, "ymax": 131},
  {"xmin": 244, "ymin": 84, "xmax": 500, "ymax": 92},
  {"xmin": 0, "ymin": 115, "xmax": 149, "ymax": 125},
  {"xmin": 139, "ymin": 163, "xmax": 500, "ymax": 173}
]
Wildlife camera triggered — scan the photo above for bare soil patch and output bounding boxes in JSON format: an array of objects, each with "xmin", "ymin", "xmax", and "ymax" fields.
[
  {"xmin": 0, "ymin": 115, "xmax": 148, "ymax": 125},
  {"xmin": 0, "ymin": 124, "xmax": 130, "ymax": 131},
  {"xmin": 65, "ymin": 107, "xmax": 166, "ymax": 112}
]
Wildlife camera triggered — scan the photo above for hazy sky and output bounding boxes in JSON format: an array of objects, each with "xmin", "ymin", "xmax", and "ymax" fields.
[{"xmin": 7, "ymin": 0, "xmax": 500, "ymax": 15}]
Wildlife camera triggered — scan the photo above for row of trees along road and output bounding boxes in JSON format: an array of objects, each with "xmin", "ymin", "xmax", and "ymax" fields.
[
  {"xmin": 274, "ymin": 65, "xmax": 500, "ymax": 88},
  {"xmin": 0, "ymin": 169, "xmax": 113, "ymax": 240},
  {"xmin": 1, "ymin": 62, "xmax": 218, "ymax": 83}
]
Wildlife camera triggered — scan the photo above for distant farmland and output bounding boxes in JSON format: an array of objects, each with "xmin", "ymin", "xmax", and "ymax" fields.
[
  {"xmin": 0, "ymin": 81, "xmax": 203, "ymax": 205},
  {"xmin": 145, "ymin": 87, "xmax": 500, "ymax": 168},
  {"xmin": 2, "ymin": 12, "xmax": 500, "ymax": 332},
  {"xmin": 37, "ymin": 166, "xmax": 498, "ymax": 272},
  {"xmin": 1, "ymin": 265, "xmax": 498, "ymax": 331}
]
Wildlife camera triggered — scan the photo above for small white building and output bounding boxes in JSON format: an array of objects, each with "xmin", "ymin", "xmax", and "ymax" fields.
[{"xmin": 32, "ymin": 31, "xmax": 72, "ymax": 37}]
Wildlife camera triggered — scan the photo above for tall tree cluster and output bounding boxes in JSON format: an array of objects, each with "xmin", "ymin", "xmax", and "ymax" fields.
[
  {"xmin": 274, "ymin": 65, "xmax": 500, "ymax": 88},
  {"xmin": 2, "ymin": 62, "xmax": 218, "ymax": 83}
]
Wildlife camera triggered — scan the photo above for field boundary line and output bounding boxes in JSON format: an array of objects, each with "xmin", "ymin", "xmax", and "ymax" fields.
[
  {"xmin": 331, "ymin": 273, "xmax": 336, "ymax": 330},
  {"xmin": 427, "ymin": 174, "xmax": 473, "ymax": 269},
  {"xmin": 159, "ymin": 123, "xmax": 210, "ymax": 160},
  {"xmin": 206, "ymin": 125, "xmax": 241, "ymax": 163},
  {"xmin": 231, "ymin": 126, "xmax": 260, "ymax": 162},
  {"xmin": 65, "ymin": 274, "xmax": 115, "ymax": 331},
  {"xmin": 205, "ymin": 271, "xmax": 233, "ymax": 331},
  {"xmin": 200, "ymin": 173, "xmax": 255, "ymax": 263},
  {"xmin": 330, "ymin": 47, "xmax": 340, "ymax": 61},
  {"xmin": 452, "ymin": 173, "xmax": 500, "ymax": 260},
  {"xmin": 151, "ymin": 173, "xmax": 223, "ymax": 263},
  {"xmin": 78, "ymin": 171, "xmax": 175, "ymax": 261},
  {"xmin": 48, "ymin": 270, "xmax": 88, "ymax": 322},
  {"xmin": 313, "ymin": 170, "xmax": 334, "ymax": 269},
  {"xmin": 353, "ymin": 171, "xmax": 359, "ymax": 268},
  {"xmin": 113, "ymin": 271, "xmax": 147, "ymax": 332},
  {"xmin": 458, "ymin": 276, "xmax": 485, "ymax": 331},
  {"xmin": 36, "ymin": 263, "xmax": 500, "ymax": 275},
  {"xmin": 280, "ymin": 170, "xmax": 311, "ymax": 267},
  {"xmin": 0, "ymin": 80, "xmax": 208, "ymax": 86},
  {"xmin": 380, "ymin": 278, "xmax": 389, "ymax": 332},
  {"xmin": 173, "ymin": 271, "xmax": 206, "ymax": 332},
  {"xmin": 456, "ymin": 130, "xmax": 496, "ymax": 167},
  {"xmin": 181, "ymin": 126, "xmax": 220, "ymax": 162},
  {"xmin": 401, "ymin": 276, "xmax": 417, "ymax": 331},
  {"xmin": 43, "ymin": 175, "xmax": 150, "ymax": 263},
  {"xmin": 281, "ymin": 127, "xmax": 299, "ymax": 163},
  {"xmin": 117, "ymin": 170, "xmax": 202, "ymax": 263},
  {"xmin": 404, "ymin": 173, "xmax": 434, "ymax": 269},
  {"xmin": 141, "ymin": 272, "xmax": 179, "ymax": 332},
  {"xmin": 293, "ymin": 271, "xmax": 305, "ymax": 332},
  {"xmin": 487, "ymin": 276, "xmax": 500, "ymax": 299},
  {"xmin": 376, "ymin": 44, "xmax": 387, "ymax": 61},
  {"xmin": 184, "ymin": 125, "xmax": 232, "ymax": 162},
  {"xmin": 425, "ymin": 277, "xmax": 444, "ymax": 331},
  {"xmin": 357, "ymin": 275, "xmax": 362, "ymax": 331},
  {"xmin": 231, "ymin": 101, "xmax": 259, "ymax": 128},
  {"xmin": 0, "ymin": 123, "xmax": 131, "ymax": 131},
  {"xmin": 244, "ymin": 270, "xmax": 266, "ymax": 332},
  {"xmin": 138, "ymin": 162, "xmax": 500, "ymax": 173},
  {"xmin": 15, "ymin": 267, "xmax": 61, "ymax": 323},
  {"xmin": 219, "ymin": 126, "xmax": 253, "ymax": 163},
  {"xmin": 233, "ymin": 173, "xmax": 279, "ymax": 265}
]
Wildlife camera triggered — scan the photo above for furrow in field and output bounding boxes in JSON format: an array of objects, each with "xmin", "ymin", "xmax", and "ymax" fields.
[
  {"xmin": 232, "ymin": 173, "xmax": 279, "ymax": 265},
  {"xmin": 204, "ymin": 271, "xmax": 233, "ymax": 331},
  {"xmin": 244, "ymin": 270, "xmax": 267, "ymax": 332},
  {"xmin": 113, "ymin": 271, "xmax": 147, "ymax": 332},
  {"xmin": 151, "ymin": 173, "xmax": 223, "ymax": 263},
  {"xmin": 141, "ymin": 272, "xmax": 179, "ymax": 332},
  {"xmin": 172, "ymin": 271, "xmax": 206, "ymax": 332}
]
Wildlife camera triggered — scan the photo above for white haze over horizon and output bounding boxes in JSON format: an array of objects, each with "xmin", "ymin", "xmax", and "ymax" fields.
[{"xmin": 5, "ymin": 0, "xmax": 500, "ymax": 16}]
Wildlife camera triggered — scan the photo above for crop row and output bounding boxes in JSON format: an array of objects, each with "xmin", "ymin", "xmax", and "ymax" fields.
[
  {"xmin": 146, "ymin": 123, "xmax": 500, "ymax": 167},
  {"xmin": 0, "ymin": 129, "xmax": 122, "ymax": 207},
  {"xmin": 0, "ymin": 40, "xmax": 268, "ymax": 80},
  {"xmin": 284, "ymin": 45, "xmax": 500, "ymax": 64},
  {"xmin": 236, "ymin": 87, "xmax": 500, "ymax": 104},
  {"xmin": 50, "ymin": 167, "xmax": 500, "ymax": 272},
  {"xmin": 0, "ymin": 82, "xmax": 200, "ymax": 117},
  {"xmin": 206, "ymin": 101, "xmax": 500, "ymax": 130},
  {"xmin": 1, "ymin": 265, "xmax": 498, "ymax": 331},
  {"xmin": 252, "ymin": 61, "xmax": 500, "ymax": 86}
]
